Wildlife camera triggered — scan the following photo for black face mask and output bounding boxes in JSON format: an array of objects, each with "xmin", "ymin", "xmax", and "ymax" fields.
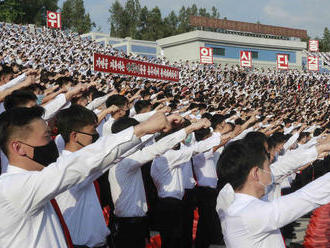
[
  {"xmin": 21, "ymin": 140, "xmax": 59, "ymax": 167},
  {"xmin": 74, "ymin": 130, "xmax": 99, "ymax": 147}
]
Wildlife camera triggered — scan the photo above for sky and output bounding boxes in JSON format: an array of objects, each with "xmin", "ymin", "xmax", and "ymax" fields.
[{"xmin": 58, "ymin": 0, "xmax": 330, "ymax": 39}]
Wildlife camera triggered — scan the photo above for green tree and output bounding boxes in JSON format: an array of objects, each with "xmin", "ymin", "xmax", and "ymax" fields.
[
  {"xmin": 211, "ymin": 6, "xmax": 220, "ymax": 19},
  {"xmin": 163, "ymin": 10, "xmax": 178, "ymax": 37},
  {"xmin": 0, "ymin": 0, "xmax": 58, "ymax": 25},
  {"xmin": 109, "ymin": 0, "xmax": 125, "ymax": 37},
  {"xmin": 108, "ymin": 0, "xmax": 221, "ymax": 40},
  {"xmin": 61, "ymin": 0, "xmax": 95, "ymax": 34},
  {"xmin": 320, "ymin": 27, "xmax": 330, "ymax": 52}
]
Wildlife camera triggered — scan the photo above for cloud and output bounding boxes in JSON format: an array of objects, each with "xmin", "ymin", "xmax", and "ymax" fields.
[{"xmin": 262, "ymin": 0, "xmax": 330, "ymax": 38}]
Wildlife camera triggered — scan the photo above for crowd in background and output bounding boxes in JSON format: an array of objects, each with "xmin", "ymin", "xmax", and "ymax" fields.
[{"xmin": 0, "ymin": 22, "xmax": 330, "ymax": 248}]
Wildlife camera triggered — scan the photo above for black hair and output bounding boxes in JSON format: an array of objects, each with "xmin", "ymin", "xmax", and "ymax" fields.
[
  {"xmin": 211, "ymin": 114, "xmax": 226, "ymax": 129},
  {"xmin": 105, "ymin": 94, "xmax": 128, "ymax": 108},
  {"xmin": 217, "ymin": 139, "xmax": 267, "ymax": 191},
  {"xmin": 267, "ymin": 132, "xmax": 286, "ymax": 150},
  {"xmin": 111, "ymin": 117, "xmax": 139, "ymax": 134},
  {"xmin": 194, "ymin": 127, "xmax": 211, "ymax": 142},
  {"xmin": 244, "ymin": 131, "xmax": 268, "ymax": 148},
  {"xmin": 0, "ymin": 106, "xmax": 45, "ymax": 155},
  {"xmin": 92, "ymin": 91, "xmax": 106, "ymax": 101},
  {"xmin": 297, "ymin": 132, "xmax": 310, "ymax": 143},
  {"xmin": 235, "ymin": 118, "xmax": 245, "ymax": 126},
  {"xmin": 55, "ymin": 105, "xmax": 98, "ymax": 143},
  {"xmin": 140, "ymin": 90, "xmax": 150, "ymax": 98},
  {"xmin": 134, "ymin": 100, "xmax": 151, "ymax": 114},
  {"xmin": 313, "ymin": 128, "xmax": 324, "ymax": 137},
  {"xmin": 198, "ymin": 103, "xmax": 207, "ymax": 110},
  {"xmin": 201, "ymin": 112, "xmax": 213, "ymax": 121},
  {"xmin": 4, "ymin": 90, "xmax": 37, "ymax": 111}
]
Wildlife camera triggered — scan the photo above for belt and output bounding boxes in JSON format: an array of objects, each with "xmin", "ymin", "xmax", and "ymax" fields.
[
  {"xmin": 113, "ymin": 215, "xmax": 149, "ymax": 224},
  {"xmin": 73, "ymin": 245, "xmax": 107, "ymax": 248}
]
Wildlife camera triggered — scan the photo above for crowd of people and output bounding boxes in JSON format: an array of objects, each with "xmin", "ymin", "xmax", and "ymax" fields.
[{"xmin": 0, "ymin": 22, "xmax": 330, "ymax": 248}]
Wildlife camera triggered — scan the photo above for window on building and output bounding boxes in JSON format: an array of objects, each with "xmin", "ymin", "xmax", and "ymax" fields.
[
  {"xmin": 251, "ymin": 51, "xmax": 258, "ymax": 59},
  {"xmin": 213, "ymin": 47, "xmax": 225, "ymax": 56}
]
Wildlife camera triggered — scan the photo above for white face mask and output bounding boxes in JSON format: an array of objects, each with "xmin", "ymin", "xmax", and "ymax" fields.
[{"xmin": 258, "ymin": 169, "xmax": 275, "ymax": 196}]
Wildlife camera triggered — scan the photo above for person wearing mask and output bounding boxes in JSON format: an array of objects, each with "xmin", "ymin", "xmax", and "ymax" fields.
[
  {"xmin": 216, "ymin": 135, "xmax": 330, "ymax": 248},
  {"xmin": 54, "ymin": 105, "xmax": 109, "ymax": 248},
  {"xmin": 0, "ymin": 106, "xmax": 173, "ymax": 248}
]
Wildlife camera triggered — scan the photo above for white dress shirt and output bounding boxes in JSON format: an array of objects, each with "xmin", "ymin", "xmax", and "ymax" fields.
[
  {"xmin": 56, "ymin": 150, "xmax": 110, "ymax": 247},
  {"xmin": 0, "ymin": 73, "xmax": 26, "ymax": 91},
  {"xmin": 181, "ymin": 158, "xmax": 196, "ymax": 190},
  {"xmin": 132, "ymin": 110, "xmax": 156, "ymax": 122},
  {"xmin": 102, "ymin": 116, "xmax": 115, "ymax": 136},
  {"xmin": 55, "ymin": 134, "xmax": 65, "ymax": 153},
  {"xmin": 268, "ymin": 145, "xmax": 318, "ymax": 201},
  {"xmin": 86, "ymin": 95, "xmax": 108, "ymax": 111},
  {"xmin": 109, "ymin": 129, "xmax": 187, "ymax": 217},
  {"xmin": 42, "ymin": 93, "xmax": 69, "ymax": 120},
  {"xmin": 151, "ymin": 133, "xmax": 220, "ymax": 200},
  {"xmin": 0, "ymin": 127, "xmax": 139, "ymax": 248},
  {"xmin": 192, "ymin": 149, "xmax": 218, "ymax": 188},
  {"xmin": 217, "ymin": 173, "xmax": 330, "ymax": 248}
]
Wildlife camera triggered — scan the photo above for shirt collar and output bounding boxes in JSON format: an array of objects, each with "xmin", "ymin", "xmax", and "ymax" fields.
[
  {"xmin": 6, "ymin": 164, "xmax": 28, "ymax": 174},
  {"xmin": 61, "ymin": 150, "xmax": 72, "ymax": 156}
]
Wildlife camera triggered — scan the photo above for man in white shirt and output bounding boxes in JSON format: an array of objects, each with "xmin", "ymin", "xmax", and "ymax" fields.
[
  {"xmin": 192, "ymin": 128, "xmax": 222, "ymax": 248},
  {"xmin": 151, "ymin": 119, "xmax": 220, "ymax": 248},
  {"xmin": 216, "ymin": 135, "xmax": 330, "ymax": 248},
  {"xmin": 0, "ymin": 105, "xmax": 173, "ymax": 248},
  {"xmin": 54, "ymin": 105, "xmax": 110, "ymax": 248},
  {"xmin": 0, "ymin": 85, "xmax": 84, "ymax": 174},
  {"xmin": 102, "ymin": 94, "xmax": 131, "ymax": 136},
  {"xmin": 109, "ymin": 116, "xmax": 207, "ymax": 248}
]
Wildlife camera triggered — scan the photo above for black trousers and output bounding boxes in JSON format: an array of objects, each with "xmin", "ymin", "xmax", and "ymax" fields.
[
  {"xmin": 195, "ymin": 186, "xmax": 223, "ymax": 248},
  {"xmin": 182, "ymin": 188, "xmax": 198, "ymax": 248},
  {"xmin": 153, "ymin": 197, "xmax": 184, "ymax": 248},
  {"xmin": 111, "ymin": 216, "xmax": 148, "ymax": 248}
]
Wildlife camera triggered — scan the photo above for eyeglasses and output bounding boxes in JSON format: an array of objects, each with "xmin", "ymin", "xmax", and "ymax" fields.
[{"xmin": 73, "ymin": 130, "xmax": 99, "ymax": 142}]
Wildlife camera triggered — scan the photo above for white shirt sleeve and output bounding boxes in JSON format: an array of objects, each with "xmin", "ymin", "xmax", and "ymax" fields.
[
  {"xmin": 126, "ymin": 129, "xmax": 187, "ymax": 171},
  {"xmin": 102, "ymin": 117, "xmax": 115, "ymax": 136},
  {"xmin": 132, "ymin": 110, "xmax": 156, "ymax": 122},
  {"xmin": 0, "ymin": 73, "xmax": 26, "ymax": 91},
  {"xmin": 86, "ymin": 95, "xmax": 108, "ymax": 111},
  {"xmin": 283, "ymin": 133, "xmax": 299, "ymax": 151},
  {"xmin": 1, "ymin": 127, "xmax": 140, "ymax": 215},
  {"xmin": 244, "ymin": 172, "xmax": 330, "ymax": 233},
  {"xmin": 271, "ymin": 146, "xmax": 318, "ymax": 182},
  {"xmin": 166, "ymin": 132, "xmax": 220, "ymax": 168},
  {"xmin": 42, "ymin": 93, "xmax": 68, "ymax": 120}
]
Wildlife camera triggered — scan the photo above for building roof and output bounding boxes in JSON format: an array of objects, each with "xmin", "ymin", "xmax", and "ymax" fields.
[{"xmin": 190, "ymin": 16, "xmax": 308, "ymax": 39}]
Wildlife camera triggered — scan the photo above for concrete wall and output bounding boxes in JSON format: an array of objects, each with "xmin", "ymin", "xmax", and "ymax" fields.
[{"xmin": 157, "ymin": 30, "xmax": 307, "ymax": 70}]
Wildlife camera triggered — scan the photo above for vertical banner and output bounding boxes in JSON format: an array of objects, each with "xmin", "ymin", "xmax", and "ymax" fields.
[
  {"xmin": 240, "ymin": 51, "xmax": 252, "ymax": 67},
  {"xmin": 277, "ymin": 54, "xmax": 289, "ymax": 70},
  {"xmin": 309, "ymin": 40, "xmax": 319, "ymax": 52},
  {"xmin": 200, "ymin": 47, "xmax": 213, "ymax": 64},
  {"xmin": 47, "ymin": 11, "xmax": 61, "ymax": 29},
  {"xmin": 307, "ymin": 56, "xmax": 319, "ymax": 71}
]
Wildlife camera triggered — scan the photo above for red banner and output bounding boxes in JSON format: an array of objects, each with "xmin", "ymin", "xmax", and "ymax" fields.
[
  {"xmin": 47, "ymin": 11, "xmax": 61, "ymax": 29},
  {"xmin": 93, "ymin": 53, "xmax": 180, "ymax": 82},
  {"xmin": 200, "ymin": 47, "xmax": 213, "ymax": 64},
  {"xmin": 277, "ymin": 54, "xmax": 289, "ymax": 70},
  {"xmin": 240, "ymin": 51, "xmax": 252, "ymax": 67},
  {"xmin": 307, "ymin": 56, "xmax": 319, "ymax": 71}
]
